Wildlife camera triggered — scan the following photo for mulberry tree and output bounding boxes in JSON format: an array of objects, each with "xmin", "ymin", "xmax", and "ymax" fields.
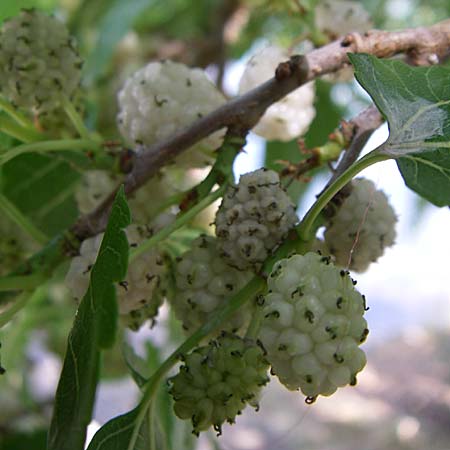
[{"xmin": 0, "ymin": 1, "xmax": 449, "ymax": 449}]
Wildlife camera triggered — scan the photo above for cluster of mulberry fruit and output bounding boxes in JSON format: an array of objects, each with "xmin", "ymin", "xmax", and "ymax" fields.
[
  {"xmin": 0, "ymin": 9, "xmax": 82, "ymax": 113},
  {"xmin": 65, "ymin": 224, "xmax": 169, "ymax": 330},
  {"xmin": 117, "ymin": 60, "xmax": 226, "ymax": 168},
  {"xmin": 324, "ymin": 178, "xmax": 397, "ymax": 272},
  {"xmin": 169, "ymin": 332, "xmax": 269, "ymax": 435},
  {"xmin": 259, "ymin": 252, "xmax": 368, "ymax": 400},
  {"xmin": 215, "ymin": 168, "xmax": 297, "ymax": 270},
  {"xmin": 0, "ymin": 8, "xmax": 396, "ymax": 438}
]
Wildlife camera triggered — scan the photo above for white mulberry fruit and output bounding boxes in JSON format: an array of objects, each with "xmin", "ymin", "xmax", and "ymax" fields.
[
  {"xmin": 65, "ymin": 224, "xmax": 168, "ymax": 330},
  {"xmin": 324, "ymin": 178, "xmax": 397, "ymax": 273},
  {"xmin": 316, "ymin": 1, "xmax": 372, "ymax": 83},
  {"xmin": 169, "ymin": 332, "xmax": 270, "ymax": 435},
  {"xmin": 75, "ymin": 170, "xmax": 120, "ymax": 215},
  {"xmin": 215, "ymin": 168, "xmax": 297, "ymax": 270},
  {"xmin": 170, "ymin": 235, "xmax": 253, "ymax": 334},
  {"xmin": 315, "ymin": 0, "xmax": 372, "ymax": 39},
  {"xmin": 259, "ymin": 252, "xmax": 368, "ymax": 400},
  {"xmin": 0, "ymin": 9, "xmax": 82, "ymax": 113},
  {"xmin": 238, "ymin": 45, "xmax": 315, "ymax": 141},
  {"xmin": 117, "ymin": 60, "xmax": 226, "ymax": 167},
  {"xmin": 75, "ymin": 170, "xmax": 180, "ymax": 224}
]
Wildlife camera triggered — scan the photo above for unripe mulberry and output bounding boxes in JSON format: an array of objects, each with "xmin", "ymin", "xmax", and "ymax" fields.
[
  {"xmin": 169, "ymin": 332, "xmax": 270, "ymax": 435},
  {"xmin": 65, "ymin": 224, "xmax": 168, "ymax": 330},
  {"xmin": 170, "ymin": 235, "xmax": 253, "ymax": 333},
  {"xmin": 324, "ymin": 178, "xmax": 397, "ymax": 272},
  {"xmin": 38, "ymin": 91, "xmax": 85, "ymax": 136},
  {"xmin": 0, "ymin": 9, "xmax": 82, "ymax": 113},
  {"xmin": 238, "ymin": 45, "xmax": 315, "ymax": 141},
  {"xmin": 215, "ymin": 169, "xmax": 297, "ymax": 270},
  {"xmin": 259, "ymin": 252, "xmax": 368, "ymax": 400},
  {"xmin": 117, "ymin": 60, "xmax": 226, "ymax": 167}
]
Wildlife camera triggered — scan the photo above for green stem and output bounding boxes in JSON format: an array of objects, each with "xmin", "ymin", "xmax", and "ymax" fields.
[
  {"xmin": 151, "ymin": 189, "xmax": 189, "ymax": 216},
  {"xmin": 179, "ymin": 134, "xmax": 244, "ymax": 210},
  {"xmin": 244, "ymin": 307, "xmax": 265, "ymax": 340},
  {"xmin": 129, "ymin": 185, "xmax": 227, "ymax": 261},
  {"xmin": 0, "ymin": 115, "xmax": 46, "ymax": 143},
  {"xmin": 0, "ymin": 193, "xmax": 48, "ymax": 245},
  {"xmin": 297, "ymin": 150, "xmax": 390, "ymax": 241},
  {"xmin": 0, "ymin": 96, "xmax": 36, "ymax": 130},
  {"xmin": 127, "ymin": 275, "xmax": 265, "ymax": 450},
  {"xmin": 61, "ymin": 95, "xmax": 95, "ymax": 142},
  {"xmin": 0, "ymin": 138, "xmax": 102, "ymax": 166},
  {"xmin": 0, "ymin": 274, "xmax": 46, "ymax": 292}
]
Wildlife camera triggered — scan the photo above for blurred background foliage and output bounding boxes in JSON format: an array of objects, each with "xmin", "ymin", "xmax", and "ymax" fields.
[{"xmin": 0, "ymin": 1, "xmax": 449, "ymax": 449}]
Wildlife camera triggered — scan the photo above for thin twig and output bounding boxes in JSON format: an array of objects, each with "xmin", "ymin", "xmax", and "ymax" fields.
[
  {"xmin": 325, "ymin": 105, "xmax": 384, "ymax": 189},
  {"xmin": 67, "ymin": 20, "xmax": 450, "ymax": 240}
]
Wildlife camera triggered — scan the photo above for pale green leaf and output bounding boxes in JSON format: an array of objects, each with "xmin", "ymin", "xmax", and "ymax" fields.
[{"xmin": 349, "ymin": 53, "xmax": 450, "ymax": 206}]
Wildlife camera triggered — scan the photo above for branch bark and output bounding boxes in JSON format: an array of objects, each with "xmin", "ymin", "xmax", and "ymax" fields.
[
  {"xmin": 72, "ymin": 19, "xmax": 450, "ymax": 240},
  {"xmin": 326, "ymin": 104, "xmax": 384, "ymax": 188}
]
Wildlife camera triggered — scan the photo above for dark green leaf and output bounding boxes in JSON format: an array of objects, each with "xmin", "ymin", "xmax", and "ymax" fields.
[
  {"xmin": 1, "ymin": 154, "xmax": 80, "ymax": 235},
  {"xmin": 0, "ymin": 429, "xmax": 47, "ymax": 450},
  {"xmin": 48, "ymin": 187, "xmax": 130, "ymax": 450},
  {"xmin": 90, "ymin": 184, "xmax": 130, "ymax": 347},
  {"xmin": 47, "ymin": 283, "xmax": 101, "ymax": 450},
  {"xmin": 304, "ymin": 80, "xmax": 344, "ymax": 148},
  {"xmin": 86, "ymin": 407, "xmax": 151, "ymax": 450},
  {"xmin": 349, "ymin": 53, "xmax": 450, "ymax": 206}
]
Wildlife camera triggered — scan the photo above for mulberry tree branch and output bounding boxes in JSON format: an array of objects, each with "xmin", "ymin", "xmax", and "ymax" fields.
[
  {"xmin": 326, "ymin": 104, "xmax": 384, "ymax": 188},
  {"xmin": 72, "ymin": 19, "xmax": 450, "ymax": 239}
]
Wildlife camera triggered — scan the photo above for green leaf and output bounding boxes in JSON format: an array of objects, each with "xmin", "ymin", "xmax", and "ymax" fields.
[
  {"xmin": 0, "ymin": 0, "xmax": 56, "ymax": 24},
  {"xmin": 397, "ymin": 150, "xmax": 450, "ymax": 206},
  {"xmin": 122, "ymin": 343, "xmax": 152, "ymax": 389},
  {"xmin": 86, "ymin": 407, "xmax": 151, "ymax": 450},
  {"xmin": 47, "ymin": 282, "xmax": 101, "ymax": 450},
  {"xmin": 0, "ymin": 429, "xmax": 47, "ymax": 450},
  {"xmin": 48, "ymin": 187, "xmax": 130, "ymax": 450},
  {"xmin": 122, "ymin": 343, "xmax": 175, "ymax": 449},
  {"xmin": 1, "ymin": 154, "xmax": 80, "ymax": 235},
  {"xmin": 349, "ymin": 53, "xmax": 450, "ymax": 206}
]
